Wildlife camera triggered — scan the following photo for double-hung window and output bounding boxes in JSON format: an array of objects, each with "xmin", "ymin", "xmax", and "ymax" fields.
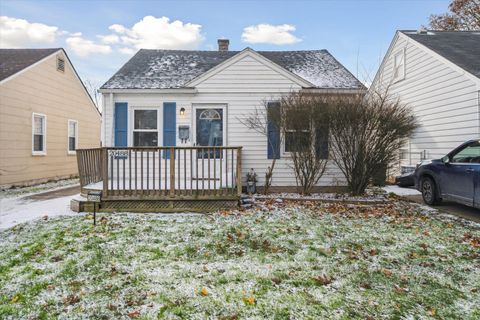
[
  {"xmin": 32, "ymin": 113, "xmax": 46, "ymax": 155},
  {"xmin": 283, "ymin": 109, "xmax": 329, "ymax": 159},
  {"xmin": 284, "ymin": 115, "xmax": 311, "ymax": 153},
  {"xmin": 68, "ymin": 120, "xmax": 78, "ymax": 153},
  {"xmin": 133, "ymin": 109, "xmax": 158, "ymax": 146}
]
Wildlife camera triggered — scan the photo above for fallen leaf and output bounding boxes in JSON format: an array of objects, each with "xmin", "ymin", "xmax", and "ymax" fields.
[
  {"xmin": 63, "ymin": 294, "xmax": 80, "ymax": 305},
  {"xmin": 313, "ymin": 275, "xmax": 334, "ymax": 286},
  {"xmin": 394, "ymin": 285, "xmax": 409, "ymax": 294},
  {"xmin": 200, "ymin": 287, "xmax": 208, "ymax": 296},
  {"xmin": 127, "ymin": 310, "xmax": 140, "ymax": 318},
  {"xmin": 243, "ymin": 295, "xmax": 255, "ymax": 305},
  {"xmin": 10, "ymin": 295, "xmax": 20, "ymax": 304},
  {"xmin": 381, "ymin": 268, "xmax": 393, "ymax": 277},
  {"xmin": 360, "ymin": 283, "xmax": 371, "ymax": 289}
]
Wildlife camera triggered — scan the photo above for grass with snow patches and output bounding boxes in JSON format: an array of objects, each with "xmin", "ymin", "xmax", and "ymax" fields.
[{"xmin": 0, "ymin": 203, "xmax": 479, "ymax": 319}]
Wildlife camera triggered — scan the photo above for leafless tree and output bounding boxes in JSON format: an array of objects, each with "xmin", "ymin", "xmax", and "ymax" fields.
[
  {"xmin": 239, "ymin": 100, "xmax": 283, "ymax": 194},
  {"xmin": 327, "ymin": 92, "xmax": 418, "ymax": 195},
  {"xmin": 279, "ymin": 92, "xmax": 330, "ymax": 194},
  {"xmin": 83, "ymin": 80, "xmax": 102, "ymax": 112},
  {"xmin": 428, "ymin": 0, "xmax": 480, "ymax": 31}
]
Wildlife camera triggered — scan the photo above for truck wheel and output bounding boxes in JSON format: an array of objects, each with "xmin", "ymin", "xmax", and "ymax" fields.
[{"xmin": 421, "ymin": 177, "xmax": 439, "ymax": 205}]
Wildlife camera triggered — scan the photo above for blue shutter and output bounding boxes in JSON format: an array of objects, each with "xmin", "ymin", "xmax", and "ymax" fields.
[
  {"xmin": 114, "ymin": 102, "xmax": 128, "ymax": 147},
  {"xmin": 163, "ymin": 102, "xmax": 176, "ymax": 159},
  {"xmin": 315, "ymin": 125, "xmax": 329, "ymax": 159},
  {"xmin": 267, "ymin": 102, "xmax": 280, "ymax": 159}
]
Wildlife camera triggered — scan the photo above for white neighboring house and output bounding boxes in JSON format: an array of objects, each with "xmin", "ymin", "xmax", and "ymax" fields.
[
  {"xmin": 370, "ymin": 30, "xmax": 480, "ymax": 170},
  {"xmin": 99, "ymin": 40, "xmax": 364, "ymax": 190}
]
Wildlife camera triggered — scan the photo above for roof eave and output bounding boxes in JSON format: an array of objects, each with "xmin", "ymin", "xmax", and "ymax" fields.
[
  {"xmin": 98, "ymin": 87, "xmax": 198, "ymax": 94},
  {"xmin": 301, "ymin": 87, "xmax": 367, "ymax": 94}
]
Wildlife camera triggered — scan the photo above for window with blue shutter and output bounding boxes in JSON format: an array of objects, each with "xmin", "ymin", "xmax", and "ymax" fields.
[
  {"xmin": 267, "ymin": 102, "xmax": 280, "ymax": 159},
  {"xmin": 163, "ymin": 102, "xmax": 176, "ymax": 159},
  {"xmin": 114, "ymin": 102, "xmax": 128, "ymax": 147}
]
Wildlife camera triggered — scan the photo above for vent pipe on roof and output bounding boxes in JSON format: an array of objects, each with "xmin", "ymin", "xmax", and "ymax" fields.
[{"xmin": 218, "ymin": 39, "xmax": 229, "ymax": 51}]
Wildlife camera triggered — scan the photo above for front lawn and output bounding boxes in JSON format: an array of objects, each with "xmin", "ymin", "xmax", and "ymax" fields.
[{"xmin": 1, "ymin": 202, "xmax": 479, "ymax": 319}]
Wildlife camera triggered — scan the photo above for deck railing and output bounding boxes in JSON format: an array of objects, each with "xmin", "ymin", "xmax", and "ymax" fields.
[{"xmin": 77, "ymin": 147, "xmax": 242, "ymax": 200}]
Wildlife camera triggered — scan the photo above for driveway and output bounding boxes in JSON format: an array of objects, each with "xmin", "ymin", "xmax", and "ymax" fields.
[
  {"xmin": 404, "ymin": 195, "xmax": 480, "ymax": 223},
  {"xmin": 0, "ymin": 185, "xmax": 81, "ymax": 231},
  {"xmin": 384, "ymin": 185, "xmax": 480, "ymax": 223}
]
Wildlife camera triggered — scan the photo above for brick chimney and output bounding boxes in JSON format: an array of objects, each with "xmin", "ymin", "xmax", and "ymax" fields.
[{"xmin": 218, "ymin": 39, "xmax": 229, "ymax": 51}]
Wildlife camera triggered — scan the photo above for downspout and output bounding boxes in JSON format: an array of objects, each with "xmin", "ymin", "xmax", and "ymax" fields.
[{"xmin": 478, "ymin": 90, "xmax": 480, "ymax": 137}]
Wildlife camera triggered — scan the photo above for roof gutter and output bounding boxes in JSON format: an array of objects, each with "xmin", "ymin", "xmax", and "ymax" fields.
[
  {"xmin": 98, "ymin": 88, "xmax": 198, "ymax": 94},
  {"xmin": 301, "ymin": 88, "xmax": 366, "ymax": 94}
]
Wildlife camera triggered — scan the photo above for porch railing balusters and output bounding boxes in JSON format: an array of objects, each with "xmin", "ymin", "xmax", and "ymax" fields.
[{"xmin": 77, "ymin": 146, "xmax": 242, "ymax": 200}]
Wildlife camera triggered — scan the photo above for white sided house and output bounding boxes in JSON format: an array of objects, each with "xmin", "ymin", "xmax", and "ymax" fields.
[
  {"xmin": 98, "ymin": 40, "xmax": 364, "ymax": 194},
  {"xmin": 370, "ymin": 30, "xmax": 480, "ymax": 170}
]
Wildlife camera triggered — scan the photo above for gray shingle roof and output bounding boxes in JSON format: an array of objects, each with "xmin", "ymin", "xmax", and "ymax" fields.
[
  {"xmin": 101, "ymin": 49, "xmax": 364, "ymax": 90},
  {"xmin": 401, "ymin": 31, "xmax": 480, "ymax": 78},
  {"xmin": 0, "ymin": 48, "xmax": 61, "ymax": 81}
]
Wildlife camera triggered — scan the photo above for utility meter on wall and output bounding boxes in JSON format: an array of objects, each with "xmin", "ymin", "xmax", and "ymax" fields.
[{"xmin": 179, "ymin": 126, "xmax": 190, "ymax": 143}]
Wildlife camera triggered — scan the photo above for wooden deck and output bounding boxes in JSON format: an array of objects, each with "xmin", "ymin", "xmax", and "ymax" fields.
[{"xmin": 76, "ymin": 147, "xmax": 242, "ymax": 212}]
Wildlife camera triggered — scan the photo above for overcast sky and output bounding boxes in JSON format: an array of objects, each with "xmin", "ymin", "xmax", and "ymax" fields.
[{"xmin": 0, "ymin": 0, "xmax": 450, "ymax": 87}]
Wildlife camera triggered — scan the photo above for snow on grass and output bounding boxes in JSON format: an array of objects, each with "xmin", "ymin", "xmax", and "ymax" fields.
[
  {"xmin": 0, "ymin": 178, "xmax": 79, "ymax": 199},
  {"xmin": 0, "ymin": 195, "xmax": 80, "ymax": 231},
  {"xmin": 1, "ymin": 203, "xmax": 479, "ymax": 319},
  {"xmin": 383, "ymin": 185, "xmax": 421, "ymax": 196}
]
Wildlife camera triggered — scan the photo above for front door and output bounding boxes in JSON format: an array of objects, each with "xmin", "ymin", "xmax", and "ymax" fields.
[
  {"xmin": 193, "ymin": 108, "xmax": 225, "ymax": 188},
  {"xmin": 440, "ymin": 141, "xmax": 480, "ymax": 206}
]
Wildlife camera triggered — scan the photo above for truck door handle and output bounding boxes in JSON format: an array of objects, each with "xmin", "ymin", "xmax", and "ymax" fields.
[{"xmin": 466, "ymin": 168, "xmax": 474, "ymax": 173}]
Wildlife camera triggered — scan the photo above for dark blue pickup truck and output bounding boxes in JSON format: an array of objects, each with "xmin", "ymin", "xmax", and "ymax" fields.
[{"xmin": 414, "ymin": 139, "xmax": 480, "ymax": 209}]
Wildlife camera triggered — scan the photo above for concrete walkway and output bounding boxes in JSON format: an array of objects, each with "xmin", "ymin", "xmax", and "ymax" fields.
[
  {"xmin": 25, "ymin": 185, "xmax": 80, "ymax": 200},
  {"xmin": 0, "ymin": 185, "xmax": 81, "ymax": 231}
]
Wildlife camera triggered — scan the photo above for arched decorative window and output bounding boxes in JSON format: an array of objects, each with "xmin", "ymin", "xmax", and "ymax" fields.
[{"xmin": 199, "ymin": 109, "xmax": 221, "ymax": 120}]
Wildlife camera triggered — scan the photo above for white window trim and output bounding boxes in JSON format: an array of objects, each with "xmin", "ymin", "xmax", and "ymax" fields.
[
  {"xmin": 67, "ymin": 119, "xmax": 78, "ymax": 155},
  {"xmin": 129, "ymin": 107, "xmax": 161, "ymax": 147},
  {"xmin": 392, "ymin": 47, "xmax": 406, "ymax": 83},
  {"xmin": 32, "ymin": 113, "xmax": 47, "ymax": 156}
]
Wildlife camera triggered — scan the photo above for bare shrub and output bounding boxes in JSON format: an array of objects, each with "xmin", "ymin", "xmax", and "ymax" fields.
[
  {"xmin": 326, "ymin": 93, "xmax": 418, "ymax": 195},
  {"xmin": 279, "ymin": 93, "xmax": 330, "ymax": 194}
]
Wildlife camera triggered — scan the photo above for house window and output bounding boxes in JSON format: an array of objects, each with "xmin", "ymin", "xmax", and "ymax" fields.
[
  {"xmin": 68, "ymin": 120, "xmax": 78, "ymax": 153},
  {"xmin": 284, "ymin": 112, "xmax": 310, "ymax": 153},
  {"xmin": 57, "ymin": 57, "xmax": 65, "ymax": 72},
  {"xmin": 393, "ymin": 49, "xmax": 405, "ymax": 81},
  {"xmin": 32, "ymin": 113, "xmax": 46, "ymax": 154},
  {"xmin": 285, "ymin": 129, "xmax": 310, "ymax": 153},
  {"xmin": 284, "ymin": 113, "xmax": 329, "ymax": 159},
  {"xmin": 133, "ymin": 109, "xmax": 158, "ymax": 146}
]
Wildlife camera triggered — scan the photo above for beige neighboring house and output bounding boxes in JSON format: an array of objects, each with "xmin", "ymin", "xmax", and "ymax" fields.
[{"xmin": 0, "ymin": 48, "xmax": 101, "ymax": 187}]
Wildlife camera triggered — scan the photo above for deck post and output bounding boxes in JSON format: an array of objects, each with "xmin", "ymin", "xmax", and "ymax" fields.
[
  {"xmin": 236, "ymin": 147, "xmax": 242, "ymax": 196},
  {"xmin": 76, "ymin": 150, "xmax": 84, "ymax": 188},
  {"xmin": 169, "ymin": 147, "xmax": 175, "ymax": 197},
  {"xmin": 102, "ymin": 148, "xmax": 108, "ymax": 198}
]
